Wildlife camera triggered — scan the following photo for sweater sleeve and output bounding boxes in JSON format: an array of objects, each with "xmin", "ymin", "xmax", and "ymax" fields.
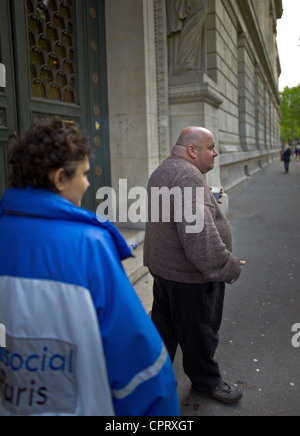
[{"xmin": 175, "ymin": 177, "xmax": 241, "ymax": 284}]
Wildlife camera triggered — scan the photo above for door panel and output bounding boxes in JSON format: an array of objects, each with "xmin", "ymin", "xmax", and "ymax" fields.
[
  {"xmin": 0, "ymin": 0, "xmax": 18, "ymax": 198},
  {"xmin": 12, "ymin": 0, "xmax": 87, "ymax": 130},
  {"xmin": 0, "ymin": 0, "xmax": 111, "ymax": 211}
]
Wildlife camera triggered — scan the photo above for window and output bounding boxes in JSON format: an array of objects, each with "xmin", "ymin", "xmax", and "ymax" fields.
[{"xmin": 27, "ymin": 0, "xmax": 77, "ymax": 103}]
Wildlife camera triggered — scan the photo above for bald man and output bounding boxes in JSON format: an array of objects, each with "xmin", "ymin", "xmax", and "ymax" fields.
[{"xmin": 144, "ymin": 127, "xmax": 245, "ymax": 405}]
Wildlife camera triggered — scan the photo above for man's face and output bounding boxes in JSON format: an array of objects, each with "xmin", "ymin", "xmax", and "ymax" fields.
[{"xmin": 194, "ymin": 133, "xmax": 219, "ymax": 174}]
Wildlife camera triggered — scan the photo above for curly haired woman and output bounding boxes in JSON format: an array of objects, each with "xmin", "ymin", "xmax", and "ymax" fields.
[{"xmin": 0, "ymin": 118, "xmax": 179, "ymax": 417}]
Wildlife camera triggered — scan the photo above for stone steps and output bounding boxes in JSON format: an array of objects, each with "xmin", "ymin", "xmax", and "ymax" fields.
[{"xmin": 121, "ymin": 229, "xmax": 153, "ymax": 314}]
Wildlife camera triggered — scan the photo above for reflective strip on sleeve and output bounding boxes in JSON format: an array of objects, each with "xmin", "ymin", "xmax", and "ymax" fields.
[{"xmin": 111, "ymin": 345, "xmax": 168, "ymax": 400}]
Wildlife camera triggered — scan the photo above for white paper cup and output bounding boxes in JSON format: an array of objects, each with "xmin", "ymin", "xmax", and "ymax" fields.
[{"xmin": 211, "ymin": 186, "xmax": 221, "ymax": 202}]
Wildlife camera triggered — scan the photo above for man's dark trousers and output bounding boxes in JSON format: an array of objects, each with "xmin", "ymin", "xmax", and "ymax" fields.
[{"xmin": 151, "ymin": 272, "xmax": 225, "ymax": 393}]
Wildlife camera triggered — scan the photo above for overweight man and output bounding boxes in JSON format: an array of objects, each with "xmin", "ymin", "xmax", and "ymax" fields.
[{"xmin": 144, "ymin": 126, "xmax": 246, "ymax": 405}]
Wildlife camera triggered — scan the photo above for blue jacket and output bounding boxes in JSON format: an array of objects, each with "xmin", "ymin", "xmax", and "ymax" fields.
[{"xmin": 0, "ymin": 188, "xmax": 179, "ymax": 416}]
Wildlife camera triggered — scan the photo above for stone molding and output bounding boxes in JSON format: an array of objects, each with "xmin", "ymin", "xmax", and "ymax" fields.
[{"xmin": 169, "ymin": 78, "xmax": 224, "ymax": 108}]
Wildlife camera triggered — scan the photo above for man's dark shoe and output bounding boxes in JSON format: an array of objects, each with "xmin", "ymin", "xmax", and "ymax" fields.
[{"xmin": 192, "ymin": 381, "xmax": 243, "ymax": 405}]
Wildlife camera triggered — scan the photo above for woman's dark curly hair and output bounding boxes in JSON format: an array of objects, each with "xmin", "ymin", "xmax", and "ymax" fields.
[{"xmin": 9, "ymin": 118, "xmax": 93, "ymax": 192}]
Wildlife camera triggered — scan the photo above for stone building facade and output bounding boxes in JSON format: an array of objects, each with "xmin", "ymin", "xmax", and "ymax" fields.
[
  {"xmin": 0, "ymin": 0, "xmax": 282, "ymax": 223},
  {"xmin": 105, "ymin": 0, "xmax": 282, "ymax": 223}
]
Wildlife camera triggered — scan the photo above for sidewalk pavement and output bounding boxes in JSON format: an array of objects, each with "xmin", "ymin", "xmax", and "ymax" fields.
[{"xmin": 126, "ymin": 158, "xmax": 300, "ymax": 416}]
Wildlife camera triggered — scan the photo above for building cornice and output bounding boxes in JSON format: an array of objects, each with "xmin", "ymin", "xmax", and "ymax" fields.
[
  {"xmin": 274, "ymin": 0, "xmax": 283, "ymax": 19},
  {"xmin": 236, "ymin": 0, "xmax": 281, "ymax": 105}
]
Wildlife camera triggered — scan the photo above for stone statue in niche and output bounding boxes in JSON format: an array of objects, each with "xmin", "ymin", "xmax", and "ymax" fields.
[{"xmin": 166, "ymin": 0, "xmax": 207, "ymax": 75}]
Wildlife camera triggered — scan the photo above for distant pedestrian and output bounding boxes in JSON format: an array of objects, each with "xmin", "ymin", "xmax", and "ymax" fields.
[
  {"xmin": 144, "ymin": 126, "xmax": 246, "ymax": 405},
  {"xmin": 282, "ymin": 143, "xmax": 292, "ymax": 173}
]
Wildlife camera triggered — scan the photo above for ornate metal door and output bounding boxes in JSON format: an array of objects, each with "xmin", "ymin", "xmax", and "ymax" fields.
[
  {"xmin": 0, "ymin": 0, "xmax": 110, "ymax": 211},
  {"xmin": 0, "ymin": 0, "xmax": 18, "ymax": 198}
]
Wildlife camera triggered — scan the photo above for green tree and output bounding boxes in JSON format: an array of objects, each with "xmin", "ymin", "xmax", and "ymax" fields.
[{"xmin": 280, "ymin": 85, "xmax": 300, "ymax": 143}]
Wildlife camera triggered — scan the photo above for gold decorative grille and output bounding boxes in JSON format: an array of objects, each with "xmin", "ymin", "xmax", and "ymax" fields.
[{"xmin": 27, "ymin": 0, "xmax": 77, "ymax": 103}]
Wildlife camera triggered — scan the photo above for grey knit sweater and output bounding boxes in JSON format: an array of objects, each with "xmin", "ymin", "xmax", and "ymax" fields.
[{"xmin": 143, "ymin": 156, "xmax": 241, "ymax": 284}]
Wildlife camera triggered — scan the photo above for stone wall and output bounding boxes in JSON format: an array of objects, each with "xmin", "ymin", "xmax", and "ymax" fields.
[{"xmin": 105, "ymin": 0, "xmax": 282, "ymax": 225}]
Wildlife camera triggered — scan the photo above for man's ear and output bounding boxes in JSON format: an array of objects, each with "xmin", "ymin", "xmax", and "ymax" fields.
[
  {"xmin": 49, "ymin": 168, "xmax": 66, "ymax": 193},
  {"xmin": 187, "ymin": 144, "xmax": 197, "ymax": 159}
]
